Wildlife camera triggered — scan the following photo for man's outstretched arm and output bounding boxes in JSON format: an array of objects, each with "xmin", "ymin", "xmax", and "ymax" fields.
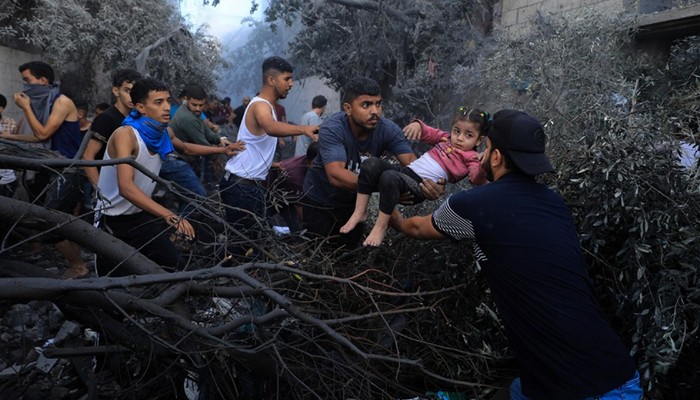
[{"xmin": 390, "ymin": 210, "xmax": 445, "ymax": 240}]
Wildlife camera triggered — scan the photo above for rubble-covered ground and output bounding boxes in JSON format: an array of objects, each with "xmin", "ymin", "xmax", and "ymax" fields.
[{"xmin": 0, "ymin": 243, "xmax": 100, "ymax": 400}]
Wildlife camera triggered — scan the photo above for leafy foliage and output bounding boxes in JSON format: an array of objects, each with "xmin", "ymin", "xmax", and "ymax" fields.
[
  {"xmin": 217, "ymin": 19, "xmax": 293, "ymax": 102},
  {"xmin": 0, "ymin": 0, "xmax": 224, "ymax": 106},
  {"xmin": 261, "ymin": 0, "xmax": 496, "ymax": 125}
]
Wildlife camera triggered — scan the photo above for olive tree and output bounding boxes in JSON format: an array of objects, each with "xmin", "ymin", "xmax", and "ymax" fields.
[
  {"xmin": 253, "ymin": 0, "xmax": 497, "ymax": 124},
  {"xmin": 0, "ymin": 0, "xmax": 224, "ymax": 105}
]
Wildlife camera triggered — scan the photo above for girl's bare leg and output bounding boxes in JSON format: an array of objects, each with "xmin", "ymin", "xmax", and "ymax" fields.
[
  {"xmin": 340, "ymin": 193, "xmax": 370, "ymax": 233},
  {"xmin": 363, "ymin": 210, "xmax": 391, "ymax": 246}
]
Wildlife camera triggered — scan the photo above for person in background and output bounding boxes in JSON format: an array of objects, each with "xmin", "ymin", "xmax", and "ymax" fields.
[
  {"xmin": 295, "ymin": 94, "xmax": 326, "ymax": 157},
  {"xmin": 0, "ymin": 61, "xmax": 86, "ymax": 279},
  {"xmin": 215, "ymin": 97, "xmax": 236, "ymax": 142},
  {"xmin": 75, "ymin": 101, "xmax": 91, "ymax": 134},
  {"xmin": 169, "ymin": 89, "xmax": 186, "ymax": 119},
  {"xmin": 169, "ymin": 85, "xmax": 236, "ymax": 191},
  {"xmin": 274, "ymin": 100, "xmax": 295, "ymax": 161},
  {"xmin": 0, "ymin": 93, "xmax": 18, "ymax": 197},
  {"xmin": 94, "ymin": 102, "xmax": 110, "ymax": 117},
  {"xmin": 231, "ymin": 96, "xmax": 251, "ymax": 138},
  {"xmin": 82, "ymin": 69, "xmax": 143, "ymax": 187},
  {"xmin": 73, "ymin": 100, "xmax": 92, "ymax": 214},
  {"xmin": 267, "ymin": 142, "xmax": 318, "ymax": 233}
]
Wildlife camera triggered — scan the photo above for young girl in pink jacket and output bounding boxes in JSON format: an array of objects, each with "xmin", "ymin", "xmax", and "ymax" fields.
[{"xmin": 341, "ymin": 108, "xmax": 490, "ymax": 246}]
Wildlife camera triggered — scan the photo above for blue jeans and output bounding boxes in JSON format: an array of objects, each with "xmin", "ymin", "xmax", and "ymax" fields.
[
  {"xmin": 510, "ymin": 371, "xmax": 643, "ymax": 400},
  {"xmin": 159, "ymin": 157, "xmax": 205, "ymax": 215}
]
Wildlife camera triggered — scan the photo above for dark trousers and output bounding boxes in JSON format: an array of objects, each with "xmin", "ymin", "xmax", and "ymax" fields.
[
  {"xmin": 97, "ymin": 211, "xmax": 180, "ymax": 276},
  {"xmin": 0, "ymin": 181, "xmax": 16, "ymax": 198},
  {"xmin": 219, "ymin": 173, "xmax": 267, "ymax": 233},
  {"xmin": 219, "ymin": 173, "xmax": 268, "ymax": 258},
  {"xmin": 302, "ymin": 198, "xmax": 364, "ymax": 249},
  {"xmin": 23, "ymin": 170, "xmax": 81, "ymax": 243},
  {"xmin": 357, "ymin": 157, "xmax": 425, "ymax": 214},
  {"xmin": 25, "ymin": 170, "xmax": 82, "ymax": 214}
]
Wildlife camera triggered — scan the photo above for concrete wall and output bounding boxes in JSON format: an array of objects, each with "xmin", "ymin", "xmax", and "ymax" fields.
[
  {"xmin": 0, "ymin": 46, "xmax": 41, "ymax": 124},
  {"xmin": 498, "ymin": 0, "xmax": 626, "ymax": 38},
  {"xmin": 277, "ymin": 76, "xmax": 340, "ymax": 125}
]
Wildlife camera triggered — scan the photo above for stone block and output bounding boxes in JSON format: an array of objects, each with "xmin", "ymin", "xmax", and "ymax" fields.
[
  {"xmin": 54, "ymin": 321, "xmax": 81, "ymax": 344},
  {"xmin": 36, "ymin": 353, "xmax": 58, "ymax": 373},
  {"xmin": 557, "ymin": 0, "xmax": 583, "ymax": 12},
  {"xmin": 518, "ymin": 3, "xmax": 542, "ymax": 24},
  {"xmin": 596, "ymin": 0, "xmax": 624, "ymax": 13},
  {"xmin": 505, "ymin": 0, "xmax": 531, "ymax": 11},
  {"xmin": 502, "ymin": 9, "xmax": 519, "ymax": 27}
]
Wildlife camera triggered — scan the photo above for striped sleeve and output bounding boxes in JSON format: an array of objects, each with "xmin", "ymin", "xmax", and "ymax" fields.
[{"xmin": 431, "ymin": 199, "xmax": 476, "ymax": 241}]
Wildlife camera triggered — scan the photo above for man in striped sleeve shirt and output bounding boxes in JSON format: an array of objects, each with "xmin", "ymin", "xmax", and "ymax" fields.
[{"xmin": 390, "ymin": 109, "xmax": 642, "ymax": 400}]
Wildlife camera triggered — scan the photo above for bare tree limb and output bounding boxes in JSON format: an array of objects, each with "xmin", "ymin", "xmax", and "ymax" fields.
[
  {"xmin": 327, "ymin": 0, "xmax": 423, "ymax": 25},
  {"xmin": 0, "ymin": 196, "xmax": 164, "ymax": 276},
  {"xmin": 135, "ymin": 27, "xmax": 187, "ymax": 74}
]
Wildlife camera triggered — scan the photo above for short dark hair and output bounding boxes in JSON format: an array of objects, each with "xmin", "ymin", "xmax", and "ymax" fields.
[
  {"xmin": 311, "ymin": 95, "xmax": 327, "ymax": 109},
  {"xmin": 75, "ymin": 101, "xmax": 89, "ymax": 112},
  {"xmin": 112, "ymin": 68, "xmax": 142, "ymax": 88},
  {"xmin": 19, "ymin": 61, "xmax": 55, "ymax": 84},
  {"xmin": 185, "ymin": 84, "xmax": 207, "ymax": 101},
  {"xmin": 342, "ymin": 77, "xmax": 380, "ymax": 104},
  {"xmin": 130, "ymin": 78, "xmax": 169, "ymax": 106},
  {"xmin": 222, "ymin": 97, "xmax": 231, "ymax": 105},
  {"xmin": 262, "ymin": 56, "xmax": 293, "ymax": 81},
  {"xmin": 0, "ymin": 94, "xmax": 7, "ymax": 108},
  {"xmin": 306, "ymin": 142, "xmax": 319, "ymax": 161},
  {"xmin": 95, "ymin": 102, "xmax": 110, "ymax": 112}
]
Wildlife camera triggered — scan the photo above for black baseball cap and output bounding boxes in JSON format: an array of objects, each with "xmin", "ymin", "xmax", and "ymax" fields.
[{"xmin": 486, "ymin": 109, "xmax": 554, "ymax": 176}]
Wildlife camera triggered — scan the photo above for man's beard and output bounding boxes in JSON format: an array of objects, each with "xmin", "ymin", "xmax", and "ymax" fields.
[
  {"xmin": 355, "ymin": 115, "xmax": 379, "ymax": 132},
  {"xmin": 482, "ymin": 153, "xmax": 494, "ymax": 182}
]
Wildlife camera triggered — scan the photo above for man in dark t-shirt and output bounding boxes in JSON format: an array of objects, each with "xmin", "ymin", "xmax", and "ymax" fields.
[
  {"xmin": 391, "ymin": 110, "xmax": 642, "ymax": 399},
  {"xmin": 82, "ymin": 69, "xmax": 142, "ymax": 186},
  {"xmin": 302, "ymin": 77, "xmax": 444, "ymax": 248}
]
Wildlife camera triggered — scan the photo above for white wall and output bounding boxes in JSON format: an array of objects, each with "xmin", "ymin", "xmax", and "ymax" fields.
[{"xmin": 277, "ymin": 76, "xmax": 340, "ymax": 124}]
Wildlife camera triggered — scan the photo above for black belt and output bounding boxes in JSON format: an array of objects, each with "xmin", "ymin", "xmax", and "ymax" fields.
[{"xmin": 224, "ymin": 172, "xmax": 262, "ymax": 186}]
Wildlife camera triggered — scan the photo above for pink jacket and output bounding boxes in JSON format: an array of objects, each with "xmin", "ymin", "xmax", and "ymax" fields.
[{"xmin": 417, "ymin": 120, "xmax": 487, "ymax": 185}]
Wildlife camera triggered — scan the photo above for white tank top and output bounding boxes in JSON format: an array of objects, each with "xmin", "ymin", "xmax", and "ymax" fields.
[
  {"xmin": 96, "ymin": 127, "xmax": 162, "ymax": 216},
  {"xmin": 224, "ymin": 97, "xmax": 278, "ymax": 180}
]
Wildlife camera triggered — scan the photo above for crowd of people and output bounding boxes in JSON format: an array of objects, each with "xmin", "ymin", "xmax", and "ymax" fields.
[{"xmin": 0, "ymin": 56, "xmax": 644, "ymax": 399}]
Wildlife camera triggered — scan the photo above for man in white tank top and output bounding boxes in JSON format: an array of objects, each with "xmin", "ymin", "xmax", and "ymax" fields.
[
  {"xmin": 219, "ymin": 56, "xmax": 319, "ymax": 244},
  {"xmin": 95, "ymin": 78, "xmax": 243, "ymax": 276}
]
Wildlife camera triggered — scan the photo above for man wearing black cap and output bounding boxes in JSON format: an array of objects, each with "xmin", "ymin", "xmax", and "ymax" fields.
[{"xmin": 390, "ymin": 110, "xmax": 642, "ymax": 399}]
